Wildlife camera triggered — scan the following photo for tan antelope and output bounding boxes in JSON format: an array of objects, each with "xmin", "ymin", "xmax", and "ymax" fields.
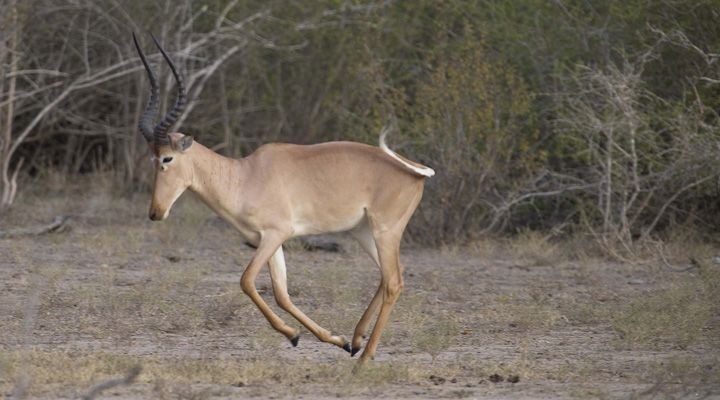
[{"xmin": 133, "ymin": 33, "xmax": 434, "ymax": 364}]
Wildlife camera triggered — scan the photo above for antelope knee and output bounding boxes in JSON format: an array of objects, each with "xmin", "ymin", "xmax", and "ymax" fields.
[
  {"xmin": 384, "ymin": 281, "xmax": 403, "ymax": 299},
  {"xmin": 240, "ymin": 277, "xmax": 255, "ymax": 295}
]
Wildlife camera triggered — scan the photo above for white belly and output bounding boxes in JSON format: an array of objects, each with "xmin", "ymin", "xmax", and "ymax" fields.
[{"xmin": 291, "ymin": 206, "xmax": 365, "ymax": 236}]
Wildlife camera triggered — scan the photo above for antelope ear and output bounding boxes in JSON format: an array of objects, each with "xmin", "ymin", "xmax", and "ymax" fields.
[{"xmin": 173, "ymin": 135, "xmax": 194, "ymax": 152}]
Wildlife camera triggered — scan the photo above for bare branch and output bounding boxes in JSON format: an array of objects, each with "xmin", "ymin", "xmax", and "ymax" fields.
[{"xmin": 176, "ymin": 45, "xmax": 243, "ymax": 129}]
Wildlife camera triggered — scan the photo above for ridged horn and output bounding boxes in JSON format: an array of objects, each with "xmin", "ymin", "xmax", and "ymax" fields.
[
  {"xmin": 150, "ymin": 33, "xmax": 186, "ymax": 146},
  {"xmin": 132, "ymin": 32, "xmax": 159, "ymax": 143}
]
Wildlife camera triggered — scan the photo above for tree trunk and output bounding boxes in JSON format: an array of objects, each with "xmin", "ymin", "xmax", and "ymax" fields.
[{"xmin": 1, "ymin": 0, "xmax": 19, "ymax": 211}]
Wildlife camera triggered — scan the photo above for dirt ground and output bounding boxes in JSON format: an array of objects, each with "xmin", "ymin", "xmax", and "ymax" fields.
[{"xmin": 1, "ymin": 179, "xmax": 719, "ymax": 399}]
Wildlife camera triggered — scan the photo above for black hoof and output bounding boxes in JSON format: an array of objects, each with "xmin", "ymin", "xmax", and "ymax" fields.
[
  {"xmin": 351, "ymin": 346, "xmax": 361, "ymax": 357},
  {"xmin": 290, "ymin": 334, "xmax": 300, "ymax": 347},
  {"xmin": 343, "ymin": 342, "xmax": 352, "ymax": 353}
]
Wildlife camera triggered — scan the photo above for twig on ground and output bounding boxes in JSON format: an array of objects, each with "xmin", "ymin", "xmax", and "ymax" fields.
[
  {"xmin": 81, "ymin": 366, "xmax": 142, "ymax": 400},
  {"xmin": 0, "ymin": 215, "xmax": 70, "ymax": 238}
]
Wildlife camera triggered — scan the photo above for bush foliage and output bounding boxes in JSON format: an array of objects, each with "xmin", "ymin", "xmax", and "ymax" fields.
[{"xmin": 2, "ymin": 0, "xmax": 720, "ymax": 248}]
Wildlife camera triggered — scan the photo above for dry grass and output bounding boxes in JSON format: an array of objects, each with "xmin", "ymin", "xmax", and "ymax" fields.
[
  {"xmin": 387, "ymin": 293, "xmax": 462, "ymax": 362},
  {"xmin": 0, "ymin": 350, "xmax": 464, "ymax": 397},
  {"xmin": 469, "ymin": 231, "xmax": 564, "ymax": 265},
  {"xmin": 507, "ymin": 229, "xmax": 560, "ymax": 266},
  {"xmin": 40, "ymin": 263, "xmax": 213, "ymax": 338},
  {"xmin": 553, "ymin": 256, "xmax": 720, "ymax": 351},
  {"xmin": 2, "ymin": 179, "xmax": 720, "ymax": 398},
  {"xmin": 483, "ymin": 291, "xmax": 565, "ymax": 332},
  {"xmin": 611, "ymin": 284, "xmax": 712, "ymax": 349},
  {"xmin": 611, "ymin": 260, "xmax": 719, "ymax": 349},
  {"xmin": 626, "ymin": 355, "xmax": 720, "ymax": 399}
]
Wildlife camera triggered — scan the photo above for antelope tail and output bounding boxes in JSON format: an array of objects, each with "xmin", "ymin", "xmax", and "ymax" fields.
[{"xmin": 379, "ymin": 126, "xmax": 435, "ymax": 177}]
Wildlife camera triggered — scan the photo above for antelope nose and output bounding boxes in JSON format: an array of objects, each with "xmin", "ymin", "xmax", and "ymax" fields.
[{"xmin": 149, "ymin": 211, "xmax": 159, "ymax": 221}]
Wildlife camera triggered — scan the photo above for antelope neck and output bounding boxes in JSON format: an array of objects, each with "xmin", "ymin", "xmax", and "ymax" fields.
[{"xmin": 187, "ymin": 144, "xmax": 245, "ymax": 212}]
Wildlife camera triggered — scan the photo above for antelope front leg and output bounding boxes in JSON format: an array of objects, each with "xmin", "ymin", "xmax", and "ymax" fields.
[
  {"xmin": 240, "ymin": 232, "xmax": 299, "ymax": 345},
  {"xmin": 268, "ymin": 246, "xmax": 350, "ymax": 351}
]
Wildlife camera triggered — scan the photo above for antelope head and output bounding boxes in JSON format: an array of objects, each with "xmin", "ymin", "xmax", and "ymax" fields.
[{"xmin": 133, "ymin": 33, "xmax": 192, "ymax": 221}]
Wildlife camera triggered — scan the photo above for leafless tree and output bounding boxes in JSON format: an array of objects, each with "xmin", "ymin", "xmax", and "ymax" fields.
[
  {"xmin": 555, "ymin": 50, "xmax": 719, "ymax": 257},
  {"xmin": 0, "ymin": 0, "xmax": 289, "ymax": 211}
]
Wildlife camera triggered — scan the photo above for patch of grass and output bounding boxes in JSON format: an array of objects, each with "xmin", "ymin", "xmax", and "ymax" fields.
[
  {"xmin": 507, "ymin": 229, "xmax": 559, "ymax": 266},
  {"xmin": 202, "ymin": 285, "xmax": 247, "ymax": 330},
  {"xmin": 650, "ymin": 226, "xmax": 717, "ymax": 266},
  {"xmin": 648, "ymin": 356, "xmax": 720, "ymax": 385},
  {"xmin": 612, "ymin": 286, "xmax": 711, "ymax": 349},
  {"xmin": 153, "ymin": 195, "xmax": 215, "ymax": 246},
  {"xmin": 486, "ymin": 292, "xmax": 565, "ymax": 331},
  {"xmin": 452, "ymin": 344, "xmax": 538, "ymax": 382},
  {"xmin": 467, "ymin": 237, "xmax": 503, "ymax": 259},
  {"xmin": 494, "ymin": 339, "xmax": 539, "ymax": 380},
  {"xmin": 566, "ymin": 387, "xmax": 609, "ymax": 399},
  {"xmin": 543, "ymin": 358, "xmax": 601, "ymax": 384},
  {"xmin": 410, "ymin": 310, "xmax": 461, "ymax": 362},
  {"xmin": 43, "ymin": 263, "xmax": 209, "ymax": 337},
  {"xmin": 630, "ymin": 356, "xmax": 720, "ymax": 399},
  {"xmin": 285, "ymin": 258, "xmax": 364, "ymax": 335},
  {"xmin": 0, "ymin": 350, "xmax": 462, "ymax": 396},
  {"xmin": 559, "ymin": 298, "xmax": 609, "ymax": 325},
  {"xmin": 611, "ymin": 261, "xmax": 719, "ymax": 349},
  {"xmin": 81, "ymin": 228, "xmax": 144, "ymax": 260}
]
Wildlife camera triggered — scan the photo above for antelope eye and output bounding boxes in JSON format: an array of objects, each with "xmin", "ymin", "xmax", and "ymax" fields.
[{"xmin": 162, "ymin": 157, "xmax": 173, "ymax": 163}]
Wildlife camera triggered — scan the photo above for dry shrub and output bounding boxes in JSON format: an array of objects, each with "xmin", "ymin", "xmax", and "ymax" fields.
[
  {"xmin": 507, "ymin": 229, "xmax": 559, "ymax": 266},
  {"xmin": 392, "ymin": 38, "xmax": 536, "ymax": 244},
  {"xmin": 649, "ymin": 226, "xmax": 718, "ymax": 266},
  {"xmin": 554, "ymin": 54, "xmax": 720, "ymax": 260}
]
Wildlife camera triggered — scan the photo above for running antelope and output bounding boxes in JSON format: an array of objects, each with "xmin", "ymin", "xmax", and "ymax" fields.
[{"xmin": 133, "ymin": 33, "xmax": 434, "ymax": 364}]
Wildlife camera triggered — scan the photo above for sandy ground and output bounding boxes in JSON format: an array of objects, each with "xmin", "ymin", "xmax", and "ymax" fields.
[{"xmin": 1, "ymin": 184, "xmax": 719, "ymax": 399}]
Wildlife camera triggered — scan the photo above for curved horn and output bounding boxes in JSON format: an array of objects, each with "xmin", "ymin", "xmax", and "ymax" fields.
[
  {"xmin": 132, "ymin": 32, "xmax": 159, "ymax": 143},
  {"xmin": 151, "ymin": 33, "xmax": 186, "ymax": 146}
]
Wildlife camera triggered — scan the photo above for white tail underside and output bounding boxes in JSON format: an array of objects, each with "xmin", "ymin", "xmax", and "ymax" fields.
[{"xmin": 379, "ymin": 127, "xmax": 435, "ymax": 177}]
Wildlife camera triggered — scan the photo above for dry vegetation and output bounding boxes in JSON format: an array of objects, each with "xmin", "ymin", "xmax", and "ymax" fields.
[
  {"xmin": 1, "ymin": 178, "xmax": 719, "ymax": 399},
  {"xmin": 3, "ymin": 2, "xmax": 720, "ymax": 398},
  {"xmin": 4, "ymin": 1, "xmax": 720, "ymax": 253}
]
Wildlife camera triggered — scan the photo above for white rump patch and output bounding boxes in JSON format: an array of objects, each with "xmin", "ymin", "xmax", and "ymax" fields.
[{"xmin": 379, "ymin": 127, "xmax": 435, "ymax": 177}]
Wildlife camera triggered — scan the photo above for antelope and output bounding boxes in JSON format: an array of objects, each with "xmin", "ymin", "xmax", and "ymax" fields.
[{"xmin": 132, "ymin": 33, "xmax": 434, "ymax": 364}]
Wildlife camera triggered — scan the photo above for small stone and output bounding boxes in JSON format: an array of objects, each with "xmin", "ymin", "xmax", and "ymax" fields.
[{"xmin": 489, "ymin": 373, "xmax": 504, "ymax": 383}]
